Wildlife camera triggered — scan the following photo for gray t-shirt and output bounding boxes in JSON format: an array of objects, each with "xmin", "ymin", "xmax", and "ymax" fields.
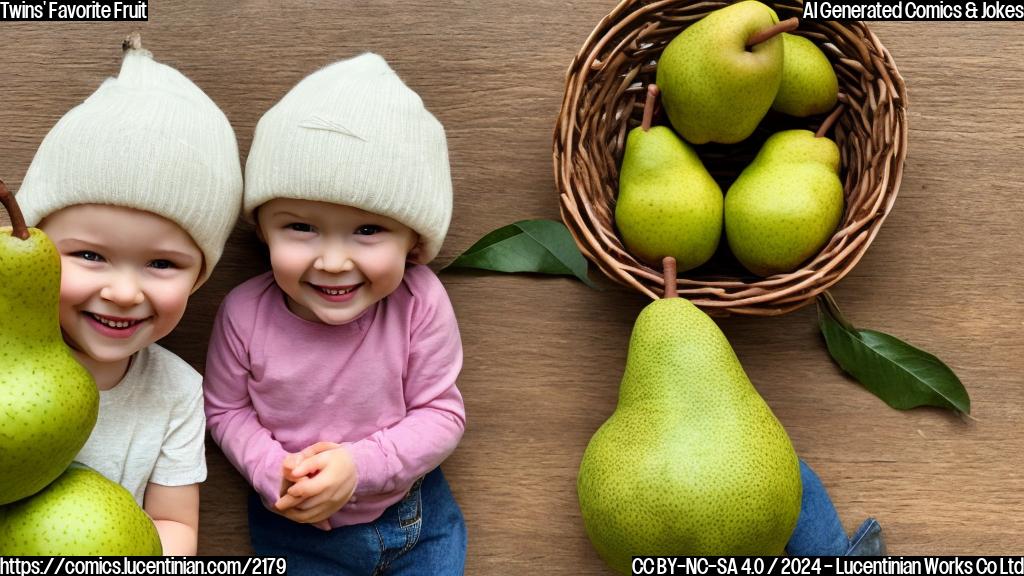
[{"xmin": 75, "ymin": 344, "xmax": 207, "ymax": 505}]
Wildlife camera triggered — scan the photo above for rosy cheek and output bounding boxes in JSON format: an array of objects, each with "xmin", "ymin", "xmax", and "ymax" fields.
[
  {"xmin": 163, "ymin": 279, "xmax": 197, "ymax": 315},
  {"xmin": 146, "ymin": 288, "xmax": 192, "ymax": 341},
  {"xmin": 367, "ymin": 262, "xmax": 406, "ymax": 291},
  {"xmin": 268, "ymin": 244, "xmax": 307, "ymax": 274},
  {"xmin": 58, "ymin": 262, "xmax": 94, "ymax": 308},
  {"xmin": 57, "ymin": 301, "xmax": 80, "ymax": 337},
  {"xmin": 164, "ymin": 293, "xmax": 191, "ymax": 319}
]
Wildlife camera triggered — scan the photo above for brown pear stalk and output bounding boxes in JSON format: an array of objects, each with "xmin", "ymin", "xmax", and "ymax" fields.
[
  {"xmin": 746, "ymin": 17, "xmax": 799, "ymax": 48},
  {"xmin": 0, "ymin": 180, "xmax": 29, "ymax": 240},
  {"xmin": 662, "ymin": 256, "xmax": 677, "ymax": 299},
  {"xmin": 641, "ymin": 84, "xmax": 660, "ymax": 132}
]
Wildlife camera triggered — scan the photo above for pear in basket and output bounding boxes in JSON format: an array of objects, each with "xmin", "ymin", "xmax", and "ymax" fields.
[
  {"xmin": 615, "ymin": 86, "xmax": 722, "ymax": 272},
  {"xmin": 656, "ymin": 1, "xmax": 796, "ymax": 144},
  {"xmin": 725, "ymin": 129, "xmax": 844, "ymax": 276},
  {"xmin": 773, "ymin": 33, "xmax": 840, "ymax": 117}
]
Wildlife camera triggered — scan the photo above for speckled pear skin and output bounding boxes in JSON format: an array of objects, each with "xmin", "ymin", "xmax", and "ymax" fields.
[
  {"xmin": 0, "ymin": 226, "xmax": 99, "ymax": 505},
  {"xmin": 577, "ymin": 298, "xmax": 801, "ymax": 572},
  {"xmin": 772, "ymin": 34, "xmax": 839, "ymax": 117},
  {"xmin": 616, "ymin": 126, "xmax": 723, "ymax": 271},
  {"xmin": 0, "ymin": 463, "xmax": 162, "ymax": 555},
  {"xmin": 656, "ymin": 1, "xmax": 783, "ymax": 144},
  {"xmin": 724, "ymin": 129, "xmax": 844, "ymax": 276}
]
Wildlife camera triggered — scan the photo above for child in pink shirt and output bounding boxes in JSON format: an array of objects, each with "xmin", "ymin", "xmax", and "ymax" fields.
[{"xmin": 203, "ymin": 53, "xmax": 465, "ymax": 574}]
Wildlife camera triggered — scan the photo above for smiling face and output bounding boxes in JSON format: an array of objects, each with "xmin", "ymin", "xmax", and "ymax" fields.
[
  {"xmin": 256, "ymin": 198, "xmax": 419, "ymax": 326},
  {"xmin": 39, "ymin": 205, "xmax": 203, "ymax": 370}
]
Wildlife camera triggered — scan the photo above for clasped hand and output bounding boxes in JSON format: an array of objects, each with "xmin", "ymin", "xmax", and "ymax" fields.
[{"xmin": 275, "ymin": 441, "xmax": 357, "ymax": 530}]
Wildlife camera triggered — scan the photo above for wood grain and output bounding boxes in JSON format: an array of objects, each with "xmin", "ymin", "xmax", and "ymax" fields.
[{"xmin": 2, "ymin": 4, "xmax": 1022, "ymax": 570}]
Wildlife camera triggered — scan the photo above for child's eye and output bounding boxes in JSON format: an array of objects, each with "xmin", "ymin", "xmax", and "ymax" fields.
[
  {"xmin": 149, "ymin": 259, "xmax": 177, "ymax": 270},
  {"xmin": 355, "ymin": 225, "xmax": 383, "ymax": 236},
  {"xmin": 287, "ymin": 223, "xmax": 315, "ymax": 233},
  {"xmin": 72, "ymin": 250, "xmax": 105, "ymax": 262}
]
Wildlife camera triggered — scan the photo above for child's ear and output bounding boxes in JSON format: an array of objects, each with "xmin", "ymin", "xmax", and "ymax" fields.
[
  {"xmin": 407, "ymin": 239, "xmax": 424, "ymax": 264},
  {"xmin": 190, "ymin": 260, "xmax": 209, "ymax": 294},
  {"xmin": 254, "ymin": 214, "xmax": 269, "ymax": 245}
]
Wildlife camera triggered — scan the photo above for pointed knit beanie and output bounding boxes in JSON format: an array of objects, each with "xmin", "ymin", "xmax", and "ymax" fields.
[
  {"xmin": 16, "ymin": 39, "xmax": 243, "ymax": 286},
  {"xmin": 243, "ymin": 53, "xmax": 452, "ymax": 264}
]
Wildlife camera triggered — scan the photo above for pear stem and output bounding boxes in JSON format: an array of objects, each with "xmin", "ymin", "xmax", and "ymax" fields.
[
  {"xmin": 662, "ymin": 256, "xmax": 678, "ymax": 299},
  {"xmin": 816, "ymin": 103, "xmax": 846, "ymax": 138},
  {"xmin": 641, "ymin": 84, "xmax": 660, "ymax": 132},
  {"xmin": 746, "ymin": 17, "xmax": 799, "ymax": 48},
  {"xmin": 0, "ymin": 180, "xmax": 29, "ymax": 240},
  {"xmin": 122, "ymin": 31, "xmax": 143, "ymax": 52}
]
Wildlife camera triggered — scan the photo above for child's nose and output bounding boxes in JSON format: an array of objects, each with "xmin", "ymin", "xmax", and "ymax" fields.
[
  {"xmin": 100, "ymin": 269, "xmax": 145, "ymax": 307},
  {"xmin": 314, "ymin": 242, "xmax": 354, "ymax": 274}
]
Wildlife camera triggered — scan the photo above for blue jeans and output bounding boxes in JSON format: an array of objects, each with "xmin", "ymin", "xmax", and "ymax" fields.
[
  {"xmin": 787, "ymin": 459, "xmax": 885, "ymax": 556},
  {"xmin": 249, "ymin": 467, "xmax": 466, "ymax": 575}
]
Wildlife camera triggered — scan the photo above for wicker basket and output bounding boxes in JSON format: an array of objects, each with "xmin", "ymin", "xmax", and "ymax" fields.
[{"xmin": 554, "ymin": 0, "xmax": 908, "ymax": 316}]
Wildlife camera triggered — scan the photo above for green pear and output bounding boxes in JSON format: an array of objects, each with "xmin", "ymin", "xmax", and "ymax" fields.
[
  {"xmin": 615, "ymin": 125, "xmax": 722, "ymax": 271},
  {"xmin": 724, "ymin": 129, "xmax": 844, "ymax": 276},
  {"xmin": 0, "ymin": 463, "xmax": 162, "ymax": 555},
  {"xmin": 578, "ymin": 260, "xmax": 801, "ymax": 572},
  {"xmin": 0, "ymin": 181, "xmax": 99, "ymax": 505},
  {"xmin": 656, "ymin": 1, "xmax": 789, "ymax": 144},
  {"xmin": 772, "ymin": 34, "xmax": 839, "ymax": 117}
]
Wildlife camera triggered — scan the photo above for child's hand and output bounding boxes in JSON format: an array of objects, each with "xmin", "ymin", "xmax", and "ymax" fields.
[
  {"xmin": 274, "ymin": 442, "xmax": 357, "ymax": 527},
  {"xmin": 279, "ymin": 452, "xmax": 305, "ymax": 498}
]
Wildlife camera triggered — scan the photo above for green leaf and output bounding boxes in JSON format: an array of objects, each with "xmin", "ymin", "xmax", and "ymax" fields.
[
  {"xmin": 817, "ymin": 292, "xmax": 971, "ymax": 414},
  {"xmin": 442, "ymin": 220, "xmax": 598, "ymax": 288}
]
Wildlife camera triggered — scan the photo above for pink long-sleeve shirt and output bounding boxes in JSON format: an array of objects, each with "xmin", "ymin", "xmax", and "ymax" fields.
[{"xmin": 203, "ymin": 265, "xmax": 465, "ymax": 528}]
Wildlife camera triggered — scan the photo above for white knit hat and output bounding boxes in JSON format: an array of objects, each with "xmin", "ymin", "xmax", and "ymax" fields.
[
  {"xmin": 17, "ymin": 41, "xmax": 243, "ymax": 287},
  {"xmin": 243, "ymin": 53, "xmax": 452, "ymax": 264}
]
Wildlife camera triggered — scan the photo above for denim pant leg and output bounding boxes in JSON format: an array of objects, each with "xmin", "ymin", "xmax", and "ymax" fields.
[
  {"xmin": 386, "ymin": 467, "xmax": 467, "ymax": 575},
  {"xmin": 786, "ymin": 458, "xmax": 885, "ymax": 556},
  {"xmin": 785, "ymin": 458, "xmax": 849, "ymax": 555},
  {"xmin": 248, "ymin": 492, "xmax": 380, "ymax": 576}
]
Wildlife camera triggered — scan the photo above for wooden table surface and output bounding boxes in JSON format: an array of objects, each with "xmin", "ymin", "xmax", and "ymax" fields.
[{"xmin": 2, "ymin": 3, "xmax": 1022, "ymax": 571}]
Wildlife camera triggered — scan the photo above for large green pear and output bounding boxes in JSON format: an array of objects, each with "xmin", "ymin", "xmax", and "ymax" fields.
[
  {"xmin": 772, "ymin": 34, "xmax": 839, "ymax": 117},
  {"xmin": 615, "ymin": 126, "xmax": 722, "ymax": 271},
  {"xmin": 725, "ymin": 129, "xmax": 844, "ymax": 276},
  {"xmin": 577, "ymin": 266, "xmax": 801, "ymax": 572},
  {"xmin": 656, "ymin": 1, "xmax": 785, "ymax": 144},
  {"xmin": 0, "ymin": 463, "xmax": 162, "ymax": 555},
  {"xmin": 0, "ymin": 182, "xmax": 99, "ymax": 505}
]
